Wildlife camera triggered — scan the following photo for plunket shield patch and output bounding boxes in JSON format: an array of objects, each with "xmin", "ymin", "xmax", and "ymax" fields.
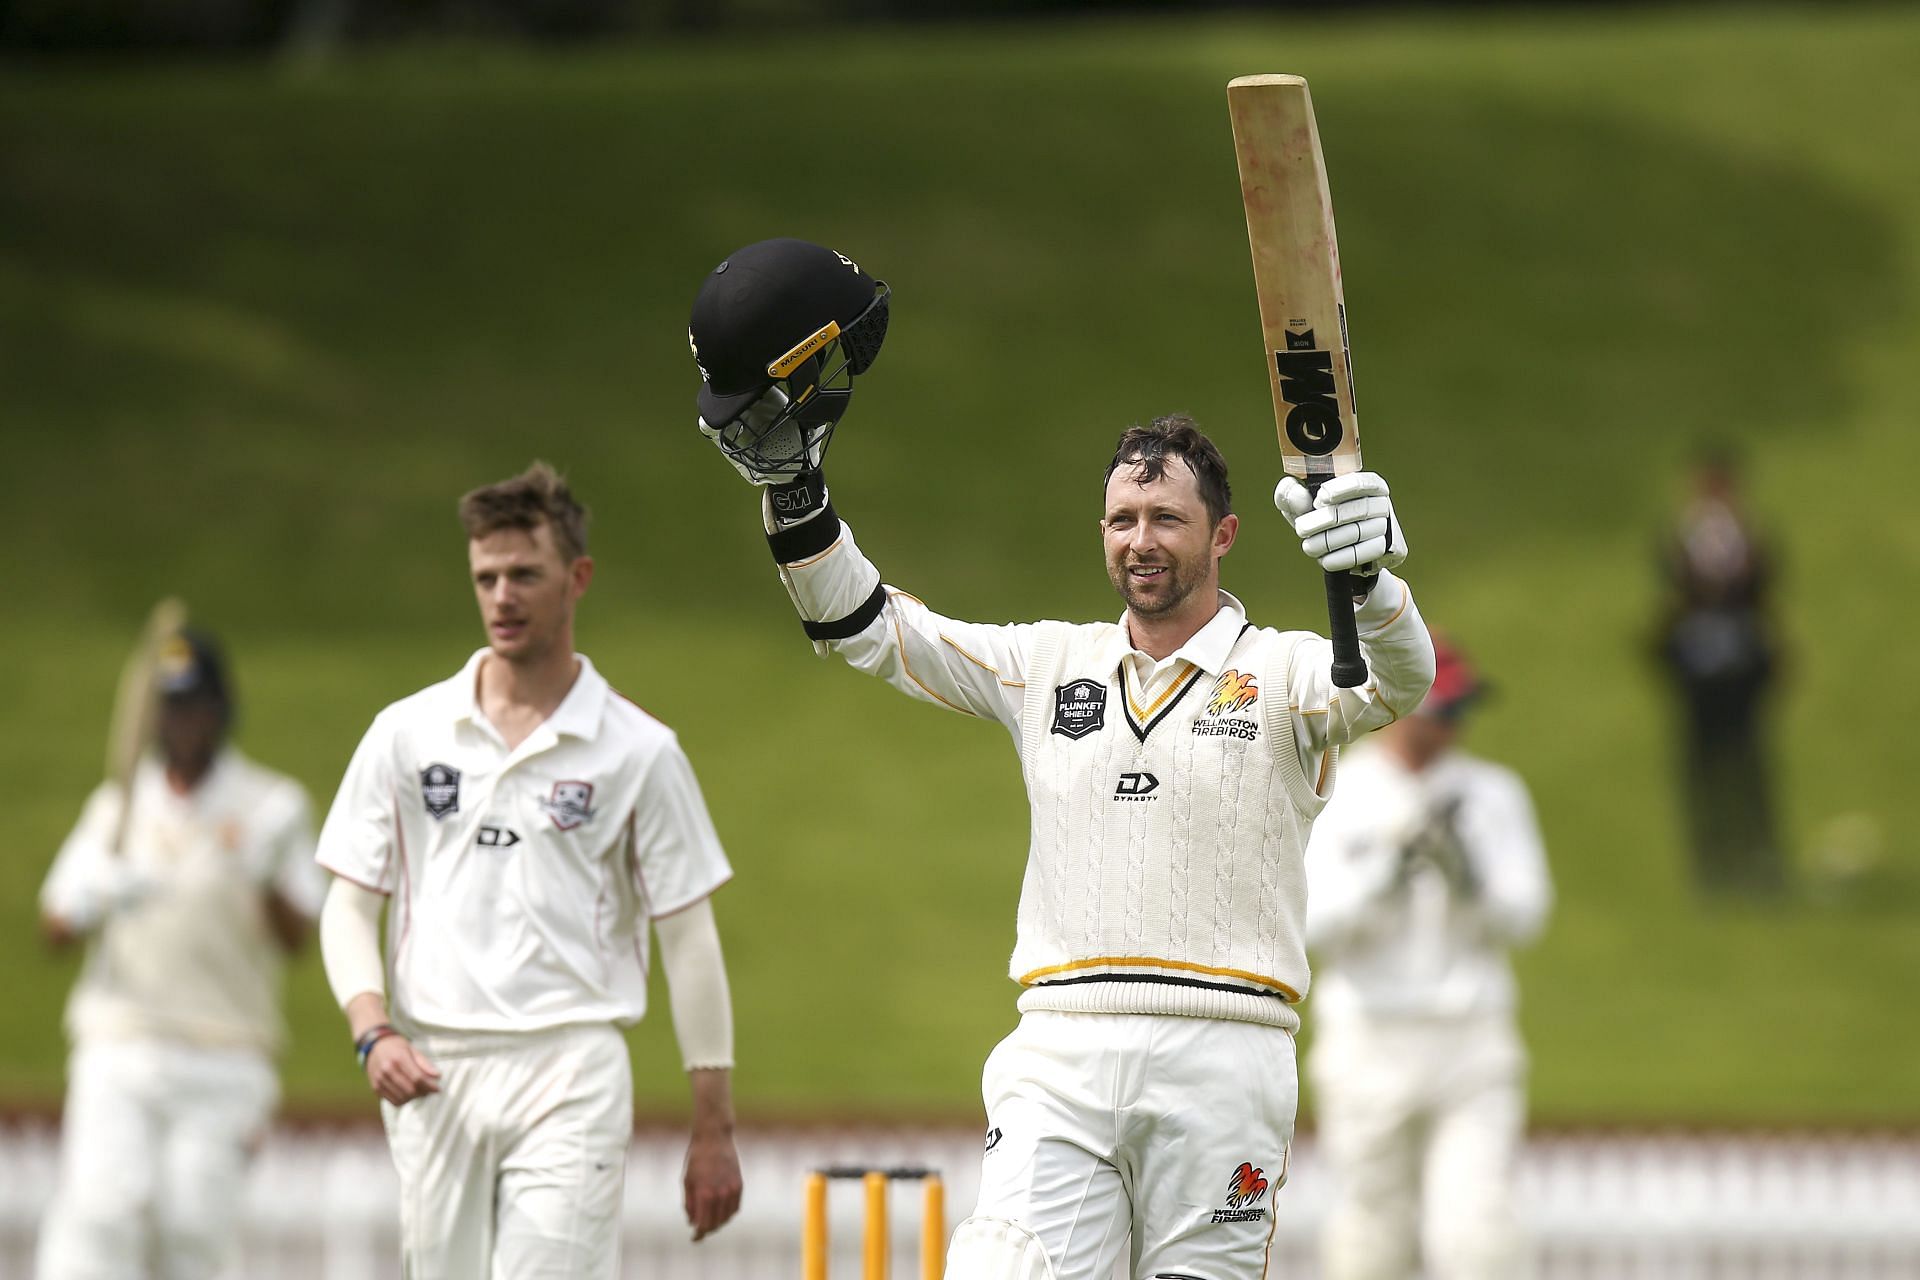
[
  {"xmin": 1051, "ymin": 679, "xmax": 1107, "ymax": 740},
  {"xmin": 420, "ymin": 763, "xmax": 460, "ymax": 820}
]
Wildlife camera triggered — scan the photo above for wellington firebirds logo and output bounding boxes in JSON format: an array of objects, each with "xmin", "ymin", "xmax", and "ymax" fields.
[
  {"xmin": 1195, "ymin": 670, "xmax": 1261, "ymax": 740},
  {"xmin": 1211, "ymin": 1161, "xmax": 1272, "ymax": 1223},
  {"xmin": 1227, "ymin": 1162, "xmax": 1269, "ymax": 1208},
  {"xmin": 542, "ymin": 781, "xmax": 596, "ymax": 830},
  {"xmin": 1206, "ymin": 671, "xmax": 1260, "ymax": 716}
]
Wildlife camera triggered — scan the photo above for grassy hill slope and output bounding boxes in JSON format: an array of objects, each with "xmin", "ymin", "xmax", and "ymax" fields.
[{"xmin": 3, "ymin": 4, "xmax": 1917, "ymax": 1124}]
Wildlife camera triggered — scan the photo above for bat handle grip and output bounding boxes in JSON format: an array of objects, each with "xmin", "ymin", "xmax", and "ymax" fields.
[
  {"xmin": 1323, "ymin": 569, "xmax": 1368, "ymax": 689},
  {"xmin": 1305, "ymin": 476, "xmax": 1369, "ymax": 689}
]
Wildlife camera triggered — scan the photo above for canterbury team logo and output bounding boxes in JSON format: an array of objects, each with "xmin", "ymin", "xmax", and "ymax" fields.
[
  {"xmin": 543, "ymin": 780, "xmax": 596, "ymax": 831},
  {"xmin": 1226, "ymin": 1162, "xmax": 1269, "ymax": 1209},
  {"xmin": 1205, "ymin": 670, "xmax": 1259, "ymax": 717}
]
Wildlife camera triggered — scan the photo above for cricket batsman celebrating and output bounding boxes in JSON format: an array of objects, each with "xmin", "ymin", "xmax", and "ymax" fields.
[{"xmin": 690, "ymin": 239, "xmax": 1436, "ymax": 1280}]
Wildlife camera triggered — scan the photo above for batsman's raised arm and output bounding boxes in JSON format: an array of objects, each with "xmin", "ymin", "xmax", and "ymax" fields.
[
  {"xmin": 1273, "ymin": 471, "xmax": 1435, "ymax": 780},
  {"xmin": 1287, "ymin": 568, "xmax": 1432, "ymax": 751},
  {"xmin": 689, "ymin": 237, "xmax": 1034, "ymax": 726},
  {"xmin": 767, "ymin": 493, "xmax": 1035, "ymax": 725}
]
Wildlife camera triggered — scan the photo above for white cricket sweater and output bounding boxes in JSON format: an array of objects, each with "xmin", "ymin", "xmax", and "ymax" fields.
[{"xmin": 768, "ymin": 507, "xmax": 1435, "ymax": 1029}]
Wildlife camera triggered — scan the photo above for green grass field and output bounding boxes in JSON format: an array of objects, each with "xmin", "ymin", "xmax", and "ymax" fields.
[{"xmin": 4, "ymin": 4, "xmax": 1918, "ymax": 1125}]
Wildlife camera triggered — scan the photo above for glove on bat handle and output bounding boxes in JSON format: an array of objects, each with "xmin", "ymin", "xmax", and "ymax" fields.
[{"xmin": 1308, "ymin": 477, "xmax": 1369, "ymax": 690}]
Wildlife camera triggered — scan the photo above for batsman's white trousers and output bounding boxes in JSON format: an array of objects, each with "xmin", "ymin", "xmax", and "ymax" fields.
[
  {"xmin": 382, "ymin": 1021, "xmax": 632, "ymax": 1280},
  {"xmin": 1308, "ymin": 1013, "xmax": 1527, "ymax": 1280},
  {"xmin": 953, "ymin": 1010, "xmax": 1297, "ymax": 1280},
  {"xmin": 36, "ymin": 1038, "xmax": 278, "ymax": 1280}
]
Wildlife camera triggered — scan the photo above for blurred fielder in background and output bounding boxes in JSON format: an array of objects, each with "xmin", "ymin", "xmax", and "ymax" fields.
[
  {"xmin": 690, "ymin": 239, "xmax": 1435, "ymax": 1280},
  {"xmin": 1304, "ymin": 637, "xmax": 1552, "ymax": 1280},
  {"xmin": 37, "ymin": 626, "xmax": 324, "ymax": 1280},
  {"xmin": 314, "ymin": 463, "xmax": 743, "ymax": 1278},
  {"xmin": 1654, "ymin": 446, "xmax": 1785, "ymax": 896}
]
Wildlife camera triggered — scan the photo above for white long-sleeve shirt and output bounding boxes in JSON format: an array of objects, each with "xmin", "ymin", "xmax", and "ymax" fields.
[
  {"xmin": 1304, "ymin": 741, "xmax": 1551, "ymax": 1021},
  {"xmin": 775, "ymin": 518, "xmax": 1433, "ymax": 789},
  {"xmin": 771, "ymin": 513, "xmax": 1435, "ymax": 1024}
]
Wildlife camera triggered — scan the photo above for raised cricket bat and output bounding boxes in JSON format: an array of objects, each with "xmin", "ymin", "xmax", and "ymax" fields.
[
  {"xmin": 1228, "ymin": 73, "xmax": 1369, "ymax": 688},
  {"xmin": 104, "ymin": 596, "xmax": 188, "ymax": 855}
]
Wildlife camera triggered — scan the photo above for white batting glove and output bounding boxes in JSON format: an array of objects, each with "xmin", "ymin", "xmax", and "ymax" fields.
[
  {"xmin": 699, "ymin": 386, "xmax": 822, "ymax": 486},
  {"xmin": 1274, "ymin": 472, "xmax": 1408, "ymax": 575},
  {"xmin": 50, "ymin": 858, "xmax": 158, "ymax": 933}
]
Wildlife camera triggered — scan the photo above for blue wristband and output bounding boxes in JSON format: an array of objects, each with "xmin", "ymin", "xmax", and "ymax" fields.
[{"xmin": 354, "ymin": 1024, "xmax": 397, "ymax": 1070}]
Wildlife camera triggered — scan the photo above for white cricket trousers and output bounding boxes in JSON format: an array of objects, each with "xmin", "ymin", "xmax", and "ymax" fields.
[
  {"xmin": 36, "ymin": 1038, "xmax": 278, "ymax": 1280},
  {"xmin": 1308, "ymin": 1013, "xmax": 1528, "ymax": 1280},
  {"xmin": 382, "ymin": 1021, "xmax": 632, "ymax": 1280},
  {"xmin": 951, "ymin": 1010, "xmax": 1298, "ymax": 1280}
]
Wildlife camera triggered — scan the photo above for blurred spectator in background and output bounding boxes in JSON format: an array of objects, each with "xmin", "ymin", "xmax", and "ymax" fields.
[
  {"xmin": 1304, "ymin": 637, "xmax": 1551, "ymax": 1280},
  {"xmin": 36, "ymin": 627, "xmax": 323, "ymax": 1280},
  {"xmin": 1654, "ymin": 445, "xmax": 1786, "ymax": 895}
]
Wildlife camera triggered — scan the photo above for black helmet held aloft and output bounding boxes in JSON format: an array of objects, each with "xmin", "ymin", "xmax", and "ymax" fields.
[{"xmin": 688, "ymin": 238, "xmax": 889, "ymax": 478}]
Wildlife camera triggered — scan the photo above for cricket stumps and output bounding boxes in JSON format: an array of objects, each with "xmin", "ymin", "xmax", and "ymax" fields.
[{"xmin": 803, "ymin": 1165, "xmax": 944, "ymax": 1280}]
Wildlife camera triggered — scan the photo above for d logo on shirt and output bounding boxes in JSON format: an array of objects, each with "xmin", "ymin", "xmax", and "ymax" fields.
[{"xmin": 420, "ymin": 763, "xmax": 461, "ymax": 820}]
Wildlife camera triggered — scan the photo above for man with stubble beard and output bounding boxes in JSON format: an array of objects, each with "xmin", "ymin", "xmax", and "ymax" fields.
[{"xmin": 697, "ymin": 255, "xmax": 1437, "ymax": 1280}]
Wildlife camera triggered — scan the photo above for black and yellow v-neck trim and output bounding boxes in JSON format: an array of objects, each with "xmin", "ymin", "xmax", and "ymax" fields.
[{"xmin": 1119, "ymin": 660, "xmax": 1207, "ymax": 742}]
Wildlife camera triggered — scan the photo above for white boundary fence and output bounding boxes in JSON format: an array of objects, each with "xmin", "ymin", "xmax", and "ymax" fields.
[{"xmin": 2, "ymin": 1121, "xmax": 1918, "ymax": 1278}]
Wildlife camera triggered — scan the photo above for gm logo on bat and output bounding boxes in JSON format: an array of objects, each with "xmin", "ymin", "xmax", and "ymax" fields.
[{"xmin": 1274, "ymin": 328, "xmax": 1344, "ymax": 457}]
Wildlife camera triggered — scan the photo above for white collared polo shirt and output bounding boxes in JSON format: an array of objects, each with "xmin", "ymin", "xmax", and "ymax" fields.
[{"xmin": 316, "ymin": 650, "xmax": 731, "ymax": 1034}]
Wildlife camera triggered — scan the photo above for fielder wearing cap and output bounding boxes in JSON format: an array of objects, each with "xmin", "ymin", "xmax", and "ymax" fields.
[
  {"xmin": 1303, "ymin": 635, "xmax": 1552, "ymax": 1280},
  {"xmin": 691, "ymin": 241, "xmax": 1435, "ymax": 1280},
  {"xmin": 37, "ymin": 626, "xmax": 325, "ymax": 1280},
  {"xmin": 314, "ymin": 463, "xmax": 743, "ymax": 1277}
]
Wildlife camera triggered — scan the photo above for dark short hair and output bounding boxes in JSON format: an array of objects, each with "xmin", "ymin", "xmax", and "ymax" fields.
[
  {"xmin": 1103, "ymin": 414, "xmax": 1233, "ymax": 525},
  {"xmin": 458, "ymin": 461, "xmax": 590, "ymax": 562},
  {"xmin": 158, "ymin": 626, "xmax": 234, "ymax": 730}
]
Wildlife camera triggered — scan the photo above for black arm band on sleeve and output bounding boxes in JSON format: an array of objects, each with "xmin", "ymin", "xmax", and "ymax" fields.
[{"xmin": 801, "ymin": 581, "xmax": 888, "ymax": 642}]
